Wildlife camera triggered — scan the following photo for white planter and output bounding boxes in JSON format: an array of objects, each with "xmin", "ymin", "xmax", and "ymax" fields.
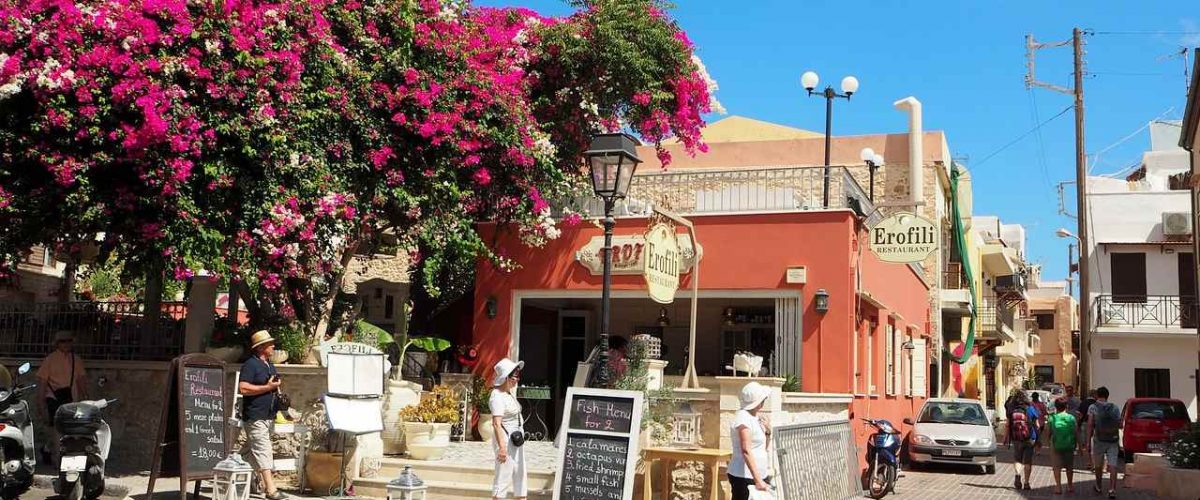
[
  {"xmin": 402, "ymin": 422, "xmax": 453, "ymax": 461},
  {"xmin": 381, "ymin": 380, "xmax": 423, "ymax": 455},
  {"xmin": 1157, "ymin": 466, "xmax": 1200, "ymax": 500},
  {"xmin": 477, "ymin": 412, "xmax": 495, "ymax": 443},
  {"xmin": 270, "ymin": 350, "xmax": 289, "ymax": 364}
]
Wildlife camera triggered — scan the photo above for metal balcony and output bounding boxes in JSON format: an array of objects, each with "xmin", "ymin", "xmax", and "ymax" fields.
[
  {"xmin": 942, "ymin": 261, "xmax": 969, "ymax": 290},
  {"xmin": 1095, "ymin": 295, "xmax": 1198, "ymax": 329}
]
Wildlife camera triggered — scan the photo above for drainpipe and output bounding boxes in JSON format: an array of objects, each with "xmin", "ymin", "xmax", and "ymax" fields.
[{"xmin": 893, "ymin": 97, "xmax": 924, "ymax": 207}]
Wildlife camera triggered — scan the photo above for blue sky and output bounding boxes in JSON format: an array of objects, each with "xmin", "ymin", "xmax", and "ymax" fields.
[{"xmin": 480, "ymin": 0, "xmax": 1199, "ymax": 282}]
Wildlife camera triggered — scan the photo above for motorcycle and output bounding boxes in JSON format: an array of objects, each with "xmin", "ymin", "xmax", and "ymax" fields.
[
  {"xmin": 0, "ymin": 363, "xmax": 36, "ymax": 500},
  {"xmin": 54, "ymin": 398, "xmax": 117, "ymax": 500},
  {"xmin": 863, "ymin": 418, "xmax": 901, "ymax": 499}
]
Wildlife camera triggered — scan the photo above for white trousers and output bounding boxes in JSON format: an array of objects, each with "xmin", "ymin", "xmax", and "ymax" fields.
[{"xmin": 492, "ymin": 436, "xmax": 527, "ymax": 498}]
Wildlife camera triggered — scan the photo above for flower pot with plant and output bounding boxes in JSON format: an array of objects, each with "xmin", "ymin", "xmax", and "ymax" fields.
[
  {"xmin": 299, "ymin": 401, "xmax": 345, "ymax": 495},
  {"xmin": 205, "ymin": 317, "xmax": 247, "ymax": 362},
  {"xmin": 272, "ymin": 323, "xmax": 309, "ymax": 365},
  {"xmin": 470, "ymin": 374, "xmax": 494, "ymax": 443},
  {"xmin": 399, "ymin": 385, "xmax": 460, "ymax": 460}
]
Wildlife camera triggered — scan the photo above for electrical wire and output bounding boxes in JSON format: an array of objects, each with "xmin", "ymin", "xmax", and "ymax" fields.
[
  {"xmin": 972, "ymin": 105, "xmax": 1073, "ymax": 169},
  {"xmin": 1026, "ymin": 90, "xmax": 1055, "ymax": 201},
  {"xmin": 1088, "ymin": 106, "xmax": 1176, "ymax": 174},
  {"xmin": 1090, "ymin": 31, "xmax": 1200, "ymax": 36}
]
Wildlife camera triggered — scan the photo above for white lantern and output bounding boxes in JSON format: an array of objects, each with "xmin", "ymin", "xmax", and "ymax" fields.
[
  {"xmin": 671, "ymin": 402, "xmax": 701, "ymax": 449},
  {"xmin": 212, "ymin": 454, "xmax": 253, "ymax": 500},
  {"xmin": 386, "ymin": 465, "xmax": 428, "ymax": 500}
]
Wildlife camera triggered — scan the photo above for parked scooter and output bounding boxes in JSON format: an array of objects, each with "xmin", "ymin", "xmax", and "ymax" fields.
[
  {"xmin": 54, "ymin": 398, "xmax": 117, "ymax": 500},
  {"xmin": 0, "ymin": 363, "xmax": 36, "ymax": 500},
  {"xmin": 863, "ymin": 418, "xmax": 901, "ymax": 499}
]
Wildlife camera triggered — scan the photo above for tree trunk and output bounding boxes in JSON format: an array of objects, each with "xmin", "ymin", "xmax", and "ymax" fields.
[{"xmin": 312, "ymin": 241, "xmax": 360, "ymax": 344}]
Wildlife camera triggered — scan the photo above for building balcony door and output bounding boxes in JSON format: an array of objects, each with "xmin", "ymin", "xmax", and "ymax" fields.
[{"xmin": 1179, "ymin": 253, "xmax": 1196, "ymax": 329}]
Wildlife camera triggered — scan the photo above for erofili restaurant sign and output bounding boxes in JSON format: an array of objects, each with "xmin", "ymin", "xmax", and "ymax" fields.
[
  {"xmin": 870, "ymin": 212, "xmax": 937, "ymax": 263},
  {"xmin": 643, "ymin": 223, "xmax": 681, "ymax": 304}
]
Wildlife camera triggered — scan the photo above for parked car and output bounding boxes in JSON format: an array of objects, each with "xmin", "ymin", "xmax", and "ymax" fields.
[
  {"xmin": 1040, "ymin": 383, "xmax": 1066, "ymax": 398},
  {"xmin": 1023, "ymin": 389, "xmax": 1055, "ymax": 412},
  {"xmin": 906, "ymin": 398, "xmax": 998, "ymax": 474},
  {"xmin": 1121, "ymin": 398, "xmax": 1191, "ymax": 461}
]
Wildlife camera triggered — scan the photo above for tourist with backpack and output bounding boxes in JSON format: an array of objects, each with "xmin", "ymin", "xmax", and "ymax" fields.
[
  {"xmin": 1047, "ymin": 398, "xmax": 1078, "ymax": 495},
  {"xmin": 1003, "ymin": 391, "xmax": 1041, "ymax": 490},
  {"xmin": 1085, "ymin": 386, "xmax": 1122, "ymax": 499}
]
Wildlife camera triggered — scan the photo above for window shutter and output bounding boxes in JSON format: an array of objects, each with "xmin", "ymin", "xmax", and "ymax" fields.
[
  {"xmin": 911, "ymin": 339, "xmax": 927, "ymax": 398},
  {"xmin": 885, "ymin": 324, "xmax": 895, "ymax": 396}
]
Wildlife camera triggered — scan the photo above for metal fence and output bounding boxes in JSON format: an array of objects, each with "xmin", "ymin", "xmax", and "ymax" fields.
[
  {"xmin": 1096, "ymin": 294, "xmax": 1198, "ymax": 329},
  {"xmin": 773, "ymin": 419, "xmax": 862, "ymax": 500},
  {"xmin": 0, "ymin": 301, "xmax": 187, "ymax": 361}
]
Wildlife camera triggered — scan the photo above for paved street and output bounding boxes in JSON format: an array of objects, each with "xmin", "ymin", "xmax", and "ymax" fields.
[{"xmin": 893, "ymin": 448, "xmax": 1163, "ymax": 500}]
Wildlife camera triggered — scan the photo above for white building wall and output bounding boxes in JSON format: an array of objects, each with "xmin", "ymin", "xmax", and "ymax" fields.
[
  {"xmin": 1087, "ymin": 244, "xmax": 1190, "ymax": 298},
  {"xmin": 1091, "ymin": 335, "xmax": 1198, "ymax": 420}
]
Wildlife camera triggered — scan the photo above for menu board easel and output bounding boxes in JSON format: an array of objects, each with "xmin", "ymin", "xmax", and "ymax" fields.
[
  {"xmin": 552, "ymin": 387, "xmax": 644, "ymax": 500},
  {"xmin": 147, "ymin": 353, "xmax": 229, "ymax": 500}
]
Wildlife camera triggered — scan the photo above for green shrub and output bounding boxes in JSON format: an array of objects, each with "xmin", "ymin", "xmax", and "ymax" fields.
[{"xmin": 1166, "ymin": 423, "xmax": 1200, "ymax": 469}]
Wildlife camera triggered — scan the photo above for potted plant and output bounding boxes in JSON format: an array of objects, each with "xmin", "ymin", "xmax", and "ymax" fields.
[
  {"xmin": 205, "ymin": 317, "xmax": 247, "ymax": 362},
  {"xmin": 399, "ymin": 385, "xmax": 460, "ymax": 460},
  {"xmin": 358, "ymin": 318, "xmax": 452, "ymax": 454},
  {"xmin": 470, "ymin": 374, "xmax": 494, "ymax": 443},
  {"xmin": 300, "ymin": 401, "xmax": 344, "ymax": 494},
  {"xmin": 272, "ymin": 323, "xmax": 309, "ymax": 364}
]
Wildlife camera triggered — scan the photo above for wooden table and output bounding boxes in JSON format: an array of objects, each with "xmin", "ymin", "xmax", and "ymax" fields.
[{"xmin": 642, "ymin": 447, "xmax": 732, "ymax": 500}]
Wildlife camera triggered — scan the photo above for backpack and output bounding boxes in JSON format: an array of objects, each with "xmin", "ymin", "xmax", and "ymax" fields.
[
  {"xmin": 1010, "ymin": 407, "xmax": 1032, "ymax": 442},
  {"xmin": 1049, "ymin": 413, "xmax": 1078, "ymax": 451},
  {"xmin": 1093, "ymin": 402, "xmax": 1120, "ymax": 443}
]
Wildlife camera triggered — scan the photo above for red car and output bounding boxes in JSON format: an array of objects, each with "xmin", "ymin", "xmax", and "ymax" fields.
[{"xmin": 1120, "ymin": 398, "xmax": 1191, "ymax": 461}]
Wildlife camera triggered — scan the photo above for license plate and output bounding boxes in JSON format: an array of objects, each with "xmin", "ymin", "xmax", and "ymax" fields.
[
  {"xmin": 942, "ymin": 449, "xmax": 962, "ymax": 456},
  {"xmin": 1149, "ymin": 443, "xmax": 1166, "ymax": 452},
  {"xmin": 60, "ymin": 455, "xmax": 86, "ymax": 473}
]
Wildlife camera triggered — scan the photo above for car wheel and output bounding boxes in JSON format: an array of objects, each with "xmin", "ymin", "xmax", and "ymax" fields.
[{"xmin": 984, "ymin": 464, "xmax": 996, "ymax": 475}]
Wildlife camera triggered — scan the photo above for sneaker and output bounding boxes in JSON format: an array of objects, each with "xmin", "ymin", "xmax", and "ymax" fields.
[{"xmin": 264, "ymin": 491, "xmax": 287, "ymax": 500}]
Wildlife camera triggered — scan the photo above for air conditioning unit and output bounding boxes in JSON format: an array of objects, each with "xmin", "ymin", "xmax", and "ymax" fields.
[{"xmin": 1163, "ymin": 211, "xmax": 1193, "ymax": 236}]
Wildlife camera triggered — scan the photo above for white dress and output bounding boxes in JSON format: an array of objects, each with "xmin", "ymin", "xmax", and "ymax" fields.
[{"xmin": 489, "ymin": 388, "xmax": 526, "ymax": 497}]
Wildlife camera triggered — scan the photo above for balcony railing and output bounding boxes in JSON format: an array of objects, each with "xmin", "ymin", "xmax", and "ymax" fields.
[
  {"xmin": 0, "ymin": 301, "xmax": 187, "ymax": 360},
  {"xmin": 571, "ymin": 165, "xmax": 880, "ymax": 225},
  {"xmin": 1095, "ymin": 295, "xmax": 1198, "ymax": 329},
  {"xmin": 943, "ymin": 261, "xmax": 968, "ymax": 289}
]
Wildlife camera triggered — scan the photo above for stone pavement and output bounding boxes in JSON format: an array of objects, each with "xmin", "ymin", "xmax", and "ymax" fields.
[{"xmin": 892, "ymin": 447, "xmax": 1164, "ymax": 499}]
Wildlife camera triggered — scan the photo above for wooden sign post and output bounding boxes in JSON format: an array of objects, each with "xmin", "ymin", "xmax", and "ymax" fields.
[
  {"xmin": 147, "ymin": 353, "xmax": 230, "ymax": 499},
  {"xmin": 552, "ymin": 388, "xmax": 644, "ymax": 500}
]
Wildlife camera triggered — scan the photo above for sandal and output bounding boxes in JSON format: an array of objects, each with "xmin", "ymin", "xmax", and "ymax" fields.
[{"xmin": 1107, "ymin": 490, "xmax": 1116, "ymax": 499}]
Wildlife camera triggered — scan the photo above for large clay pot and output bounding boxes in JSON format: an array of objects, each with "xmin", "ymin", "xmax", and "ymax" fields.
[
  {"xmin": 476, "ymin": 412, "xmax": 495, "ymax": 443},
  {"xmin": 381, "ymin": 380, "xmax": 423, "ymax": 455},
  {"xmin": 402, "ymin": 422, "xmax": 452, "ymax": 460},
  {"xmin": 304, "ymin": 450, "xmax": 344, "ymax": 495},
  {"xmin": 270, "ymin": 350, "xmax": 289, "ymax": 364},
  {"xmin": 205, "ymin": 346, "xmax": 244, "ymax": 363}
]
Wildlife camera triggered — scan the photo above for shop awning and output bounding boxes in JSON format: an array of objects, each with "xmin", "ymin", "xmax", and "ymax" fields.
[{"xmin": 980, "ymin": 243, "xmax": 1019, "ymax": 277}]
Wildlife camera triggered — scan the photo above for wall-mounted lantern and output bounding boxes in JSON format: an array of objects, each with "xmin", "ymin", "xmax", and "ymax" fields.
[{"xmin": 814, "ymin": 289, "xmax": 830, "ymax": 314}]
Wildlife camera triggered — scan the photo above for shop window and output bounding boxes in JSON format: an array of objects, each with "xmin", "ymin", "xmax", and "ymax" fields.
[
  {"xmin": 1110, "ymin": 253, "xmax": 1147, "ymax": 303},
  {"xmin": 1036, "ymin": 313, "xmax": 1054, "ymax": 330},
  {"xmin": 1135, "ymin": 368, "xmax": 1171, "ymax": 398},
  {"xmin": 1034, "ymin": 365, "xmax": 1055, "ymax": 384}
]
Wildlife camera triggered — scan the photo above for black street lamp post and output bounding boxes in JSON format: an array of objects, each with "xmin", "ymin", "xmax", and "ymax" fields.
[
  {"xmin": 584, "ymin": 132, "xmax": 642, "ymax": 388},
  {"xmin": 860, "ymin": 147, "xmax": 884, "ymax": 203},
  {"xmin": 801, "ymin": 71, "xmax": 859, "ymax": 208}
]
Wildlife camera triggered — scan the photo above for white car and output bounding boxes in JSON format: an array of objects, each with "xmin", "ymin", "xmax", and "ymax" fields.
[{"xmin": 906, "ymin": 398, "xmax": 998, "ymax": 474}]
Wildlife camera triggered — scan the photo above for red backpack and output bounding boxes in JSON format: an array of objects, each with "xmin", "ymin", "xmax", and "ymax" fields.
[{"xmin": 1010, "ymin": 408, "xmax": 1031, "ymax": 442}]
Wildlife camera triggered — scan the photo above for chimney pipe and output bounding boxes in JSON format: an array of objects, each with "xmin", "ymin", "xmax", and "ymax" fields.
[{"xmin": 893, "ymin": 97, "xmax": 924, "ymax": 207}]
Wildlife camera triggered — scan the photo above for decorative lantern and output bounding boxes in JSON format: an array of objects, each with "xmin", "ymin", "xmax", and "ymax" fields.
[
  {"xmin": 386, "ymin": 465, "xmax": 428, "ymax": 500},
  {"xmin": 671, "ymin": 401, "xmax": 701, "ymax": 449},
  {"xmin": 814, "ymin": 289, "xmax": 830, "ymax": 314},
  {"xmin": 212, "ymin": 454, "xmax": 253, "ymax": 500}
]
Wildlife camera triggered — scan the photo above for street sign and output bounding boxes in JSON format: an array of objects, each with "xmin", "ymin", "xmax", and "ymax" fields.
[
  {"xmin": 870, "ymin": 212, "xmax": 938, "ymax": 263},
  {"xmin": 643, "ymin": 223, "xmax": 681, "ymax": 304}
]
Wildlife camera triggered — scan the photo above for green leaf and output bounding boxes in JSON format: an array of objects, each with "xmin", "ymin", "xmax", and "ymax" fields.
[{"xmin": 409, "ymin": 336, "xmax": 451, "ymax": 352}]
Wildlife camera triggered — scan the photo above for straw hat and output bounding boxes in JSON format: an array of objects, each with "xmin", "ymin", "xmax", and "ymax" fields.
[
  {"xmin": 739, "ymin": 382, "xmax": 771, "ymax": 411},
  {"xmin": 249, "ymin": 330, "xmax": 276, "ymax": 350},
  {"xmin": 492, "ymin": 358, "xmax": 525, "ymax": 387}
]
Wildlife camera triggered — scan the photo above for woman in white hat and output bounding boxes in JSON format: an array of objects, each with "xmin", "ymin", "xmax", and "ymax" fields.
[
  {"xmin": 728, "ymin": 381, "xmax": 772, "ymax": 500},
  {"xmin": 490, "ymin": 358, "xmax": 527, "ymax": 500}
]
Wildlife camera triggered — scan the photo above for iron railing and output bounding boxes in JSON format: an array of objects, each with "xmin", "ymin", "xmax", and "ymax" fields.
[
  {"xmin": 0, "ymin": 301, "xmax": 187, "ymax": 360},
  {"xmin": 570, "ymin": 165, "xmax": 879, "ymax": 223},
  {"xmin": 1095, "ymin": 295, "xmax": 1198, "ymax": 329},
  {"xmin": 773, "ymin": 419, "xmax": 862, "ymax": 500}
]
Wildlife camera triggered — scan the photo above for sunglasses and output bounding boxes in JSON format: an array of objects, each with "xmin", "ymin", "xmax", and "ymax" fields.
[{"xmin": 508, "ymin": 371, "xmax": 522, "ymax": 379}]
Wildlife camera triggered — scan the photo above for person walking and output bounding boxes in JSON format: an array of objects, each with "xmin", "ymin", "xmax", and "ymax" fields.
[
  {"xmin": 490, "ymin": 358, "xmax": 527, "ymax": 500},
  {"xmin": 1047, "ymin": 398, "xmax": 1078, "ymax": 495},
  {"xmin": 36, "ymin": 331, "xmax": 87, "ymax": 464},
  {"xmin": 1084, "ymin": 386, "xmax": 1122, "ymax": 499},
  {"xmin": 1079, "ymin": 389, "xmax": 1098, "ymax": 468},
  {"xmin": 728, "ymin": 382, "xmax": 772, "ymax": 500},
  {"xmin": 238, "ymin": 330, "xmax": 285, "ymax": 500},
  {"xmin": 1003, "ymin": 390, "xmax": 1041, "ymax": 490}
]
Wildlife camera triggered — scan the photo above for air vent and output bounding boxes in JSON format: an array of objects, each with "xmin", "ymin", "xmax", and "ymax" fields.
[{"xmin": 1163, "ymin": 212, "xmax": 1193, "ymax": 236}]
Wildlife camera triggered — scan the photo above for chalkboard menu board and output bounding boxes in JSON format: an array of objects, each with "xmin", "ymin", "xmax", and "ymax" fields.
[
  {"xmin": 553, "ymin": 388, "xmax": 643, "ymax": 500},
  {"xmin": 147, "ymin": 354, "xmax": 229, "ymax": 500}
]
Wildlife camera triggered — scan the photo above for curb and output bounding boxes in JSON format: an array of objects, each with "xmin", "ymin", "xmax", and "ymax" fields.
[{"xmin": 33, "ymin": 474, "xmax": 133, "ymax": 499}]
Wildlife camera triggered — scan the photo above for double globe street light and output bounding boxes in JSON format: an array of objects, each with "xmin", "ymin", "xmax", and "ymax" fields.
[
  {"xmin": 584, "ymin": 132, "xmax": 643, "ymax": 388},
  {"xmin": 801, "ymin": 71, "xmax": 859, "ymax": 208}
]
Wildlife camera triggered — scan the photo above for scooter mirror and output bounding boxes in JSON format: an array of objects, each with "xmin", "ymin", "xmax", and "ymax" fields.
[{"xmin": 17, "ymin": 363, "xmax": 30, "ymax": 375}]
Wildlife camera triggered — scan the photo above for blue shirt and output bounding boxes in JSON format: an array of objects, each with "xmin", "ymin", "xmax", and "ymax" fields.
[{"xmin": 239, "ymin": 357, "xmax": 277, "ymax": 421}]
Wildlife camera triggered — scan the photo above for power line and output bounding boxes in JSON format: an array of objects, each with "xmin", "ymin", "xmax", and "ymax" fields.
[
  {"xmin": 1090, "ymin": 30, "xmax": 1200, "ymax": 36},
  {"xmin": 972, "ymin": 105, "xmax": 1073, "ymax": 169},
  {"xmin": 1026, "ymin": 89, "xmax": 1055, "ymax": 198}
]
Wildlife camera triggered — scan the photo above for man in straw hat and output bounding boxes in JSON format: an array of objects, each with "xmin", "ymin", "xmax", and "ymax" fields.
[
  {"xmin": 37, "ymin": 330, "xmax": 87, "ymax": 464},
  {"xmin": 238, "ymin": 330, "xmax": 285, "ymax": 500}
]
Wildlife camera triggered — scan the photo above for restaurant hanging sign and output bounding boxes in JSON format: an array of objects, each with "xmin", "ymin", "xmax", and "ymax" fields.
[
  {"xmin": 575, "ymin": 234, "xmax": 700, "ymax": 276},
  {"xmin": 870, "ymin": 212, "xmax": 938, "ymax": 264},
  {"xmin": 643, "ymin": 223, "xmax": 681, "ymax": 304}
]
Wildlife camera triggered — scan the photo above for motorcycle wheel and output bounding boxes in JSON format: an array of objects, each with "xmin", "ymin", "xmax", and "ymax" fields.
[
  {"xmin": 866, "ymin": 456, "xmax": 891, "ymax": 499},
  {"xmin": 67, "ymin": 481, "xmax": 84, "ymax": 500}
]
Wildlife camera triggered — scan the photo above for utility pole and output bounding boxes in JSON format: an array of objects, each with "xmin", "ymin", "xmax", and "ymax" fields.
[{"xmin": 1026, "ymin": 28, "xmax": 1090, "ymax": 393}]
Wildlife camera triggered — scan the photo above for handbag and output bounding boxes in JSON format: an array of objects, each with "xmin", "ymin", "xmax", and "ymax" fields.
[
  {"xmin": 506, "ymin": 393, "xmax": 529, "ymax": 447},
  {"xmin": 746, "ymin": 486, "xmax": 776, "ymax": 500}
]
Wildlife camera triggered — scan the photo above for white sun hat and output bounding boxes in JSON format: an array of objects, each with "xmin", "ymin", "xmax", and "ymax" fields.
[
  {"xmin": 492, "ymin": 358, "xmax": 525, "ymax": 387},
  {"xmin": 739, "ymin": 382, "xmax": 771, "ymax": 411}
]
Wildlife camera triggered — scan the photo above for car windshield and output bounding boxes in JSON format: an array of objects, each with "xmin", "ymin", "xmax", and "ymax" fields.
[
  {"xmin": 918, "ymin": 402, "xmax": 989, "ymax": 425},
  {"xmin": 1130, "ymin": 401, "xmax": 1189, "ymax": 421}
]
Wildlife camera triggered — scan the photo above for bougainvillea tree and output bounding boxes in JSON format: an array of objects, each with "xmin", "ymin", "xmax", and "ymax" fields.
[{"xmin": 0, "ymin": 0, "xmax": 716, "ymax": 337}]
